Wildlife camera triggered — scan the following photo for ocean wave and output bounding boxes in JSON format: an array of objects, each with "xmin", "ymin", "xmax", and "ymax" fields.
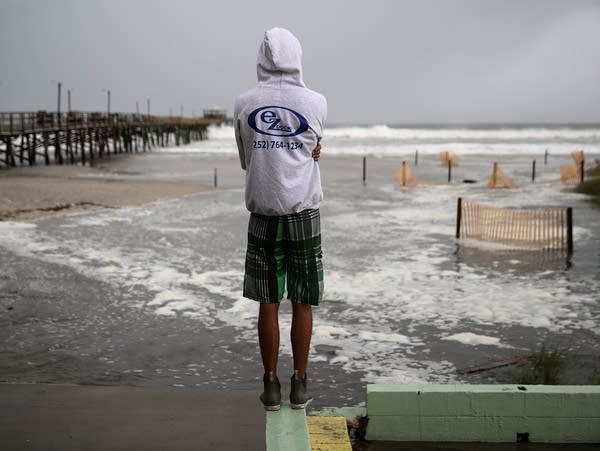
[
  {"xmin": 325, "ymin": 124, "xmax": 600, "ymax": 141},
  {"xmin": 193, "ymin": 124, "xmax": 600, "ymax": 157},
  {"xmin": 207, "ymin": 123, "xmax": 600, "ymax": 142},
  {"xmin": 205, "ymin": 124, "xmax": 236, "ymax": 140}
]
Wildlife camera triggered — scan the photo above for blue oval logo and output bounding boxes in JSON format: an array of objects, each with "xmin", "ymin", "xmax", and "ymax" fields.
[{"xmin": 248, "ymin": 106, "xmax": 309, "ymax": 137}]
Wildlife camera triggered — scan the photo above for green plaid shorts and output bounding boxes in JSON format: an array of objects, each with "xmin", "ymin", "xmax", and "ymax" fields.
[{"xmin": 243, "ymin": 209, "xmax": 323, "ymax": 305}]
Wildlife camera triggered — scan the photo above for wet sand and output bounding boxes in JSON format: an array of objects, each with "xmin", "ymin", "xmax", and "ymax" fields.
[
  {"xmin": 1, "ymin": 151, "xmax": 599, "ymax": 409},
  {"xmin": 0, "ymin": 164, "xmax": 213, "ymax": 220}
]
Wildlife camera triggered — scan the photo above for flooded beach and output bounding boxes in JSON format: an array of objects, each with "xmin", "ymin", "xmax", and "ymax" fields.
[{"xmin": 1, "ymin": 125, "xmax": 599, "ymax": 409}]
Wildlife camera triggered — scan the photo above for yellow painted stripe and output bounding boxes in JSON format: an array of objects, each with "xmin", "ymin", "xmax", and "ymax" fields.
[
  {"xmin": 307, "ymin": 416, "xmax": 352, "ymax": 451},
  {"xmin": 311, "ymin": 444, "xmax": 353, "ymax": 451}
]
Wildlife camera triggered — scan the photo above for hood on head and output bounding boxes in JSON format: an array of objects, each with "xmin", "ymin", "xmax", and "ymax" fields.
[{"xmin": 257, "ymin": 27, "xmax": 305, "ymax": 87}]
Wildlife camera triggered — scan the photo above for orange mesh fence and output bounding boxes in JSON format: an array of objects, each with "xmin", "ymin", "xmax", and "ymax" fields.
[
  {"xmin": 440, "ymin": 151, "xmax": 459, "ymax": 167},
  {"xmin": 487, "ymin": 162, "xmax": 518, "ymax": 189},
  {"xmin": 560, "ymin": 164, "xmax": 580, "ymax": 185},
  {"xmin": 571, "ymin": 150, "xmax": 585, "ymax": 165},
  {"xmin": 394, "ymin": 161, "xmax": 425, "ymax": 186},
  {"xmin": 456, "ymin": 198, "xmax": 573, "ymax": 251},
  {"xmin": 561, "ymin": 150, "xmax": 585, "ymax": 185}
]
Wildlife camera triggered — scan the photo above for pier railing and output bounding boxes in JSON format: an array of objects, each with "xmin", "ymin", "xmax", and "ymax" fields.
[{"xmin": 0, "ymin": 111, "xmax": 218, "ymax": 135}]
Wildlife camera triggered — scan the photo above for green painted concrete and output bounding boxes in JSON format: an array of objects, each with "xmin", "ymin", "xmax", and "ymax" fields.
[
  {"xmin": 366, "ymin": 384, "xmax": 600, "ymax": 443},
  {"xmin": 266, "ymin": 405, "xmax": 311, "ymax": 451}
]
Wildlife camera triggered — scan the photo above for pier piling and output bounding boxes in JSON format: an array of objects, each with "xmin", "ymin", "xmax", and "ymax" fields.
[{"xmin": 0, "ymin": 111, "xmax": 221, "ymax": 168}]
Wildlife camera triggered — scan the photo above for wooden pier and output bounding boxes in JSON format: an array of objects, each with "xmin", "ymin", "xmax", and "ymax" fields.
[{"xmin": 0, "ymin": 111, "xmax": 222, "ymax": 168}]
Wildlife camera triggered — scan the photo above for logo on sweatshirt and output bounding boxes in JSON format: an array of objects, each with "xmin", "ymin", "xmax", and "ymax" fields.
[{"xmin": 248, "ymin": 106, "xmax": 309, "ymax": 137}]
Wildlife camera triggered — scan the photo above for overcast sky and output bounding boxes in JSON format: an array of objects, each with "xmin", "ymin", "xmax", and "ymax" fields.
[{"xmin": 1, "ymin": 0, "xmax": 599, "ymax": 124}]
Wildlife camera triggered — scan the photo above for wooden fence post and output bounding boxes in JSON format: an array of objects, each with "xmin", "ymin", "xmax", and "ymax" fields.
[
  {"xmin": 456, "ymin": 197, "xmax": 463, "ymax": 239},
  {"xmin": 362, "ymin": 156, "xmax": 366, "ymax": 184},
  {"xmin": 566, "ymin": 207, "xmax": 573, "ymax": 254}
]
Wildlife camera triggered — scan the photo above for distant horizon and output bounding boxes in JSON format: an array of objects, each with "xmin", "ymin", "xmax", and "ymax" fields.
[
  {"xmin": 326, "ymin": 122, "xmax": 600, "ymax": 128},
  {"xmin": 2, "ymin": 108, "xmax": 598, "ymax": 129}
]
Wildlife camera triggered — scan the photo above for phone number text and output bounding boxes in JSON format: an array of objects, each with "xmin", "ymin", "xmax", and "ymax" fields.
[{"xmin": 252, "ymin": 140, "xmax": 303, "ymax": 150}]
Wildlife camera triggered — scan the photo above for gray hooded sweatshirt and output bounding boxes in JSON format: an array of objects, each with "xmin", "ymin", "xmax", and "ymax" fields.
[{"xmin": 234, "ymin": 28, "xmax": 327, "ymax": 216}]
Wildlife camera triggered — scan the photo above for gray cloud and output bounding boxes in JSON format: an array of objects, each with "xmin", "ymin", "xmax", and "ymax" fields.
[{"xmin": 1, "ymin": 0, "xmax": 599, "ymax": 124}]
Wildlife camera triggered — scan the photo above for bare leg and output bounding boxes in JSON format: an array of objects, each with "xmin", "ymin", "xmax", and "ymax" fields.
[
  {"xmin": 291, "ymin": 303, "xmax": 313, "ymax": 378},
  {"xmin": 258, "ymin": 303, "xmax": 280, "ymax": 376}
]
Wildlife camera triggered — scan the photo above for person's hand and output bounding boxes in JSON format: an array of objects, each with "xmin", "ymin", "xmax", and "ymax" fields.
[{"xmin": 312, "ymin": 141, "xmax": 321, "ymax": 162}]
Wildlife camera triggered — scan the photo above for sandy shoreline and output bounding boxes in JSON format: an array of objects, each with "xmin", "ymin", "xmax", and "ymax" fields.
[{"xmin": 0, "ymin": 165, "xmax": 213, "ymax": 220}]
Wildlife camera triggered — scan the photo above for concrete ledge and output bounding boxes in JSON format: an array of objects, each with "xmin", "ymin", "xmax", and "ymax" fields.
[
  {"xmin": 0, "ymin": 383, "xmax": 264, "ymax": 451},
  {"xmin": 366, "ymin": 384, "xmax": 600, "ymax": 443}
]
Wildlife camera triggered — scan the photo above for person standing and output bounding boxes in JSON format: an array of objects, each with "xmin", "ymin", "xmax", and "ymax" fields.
[{"xmin": 234, "ymin": 27, "xmax": 327, "ymax": 411}]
